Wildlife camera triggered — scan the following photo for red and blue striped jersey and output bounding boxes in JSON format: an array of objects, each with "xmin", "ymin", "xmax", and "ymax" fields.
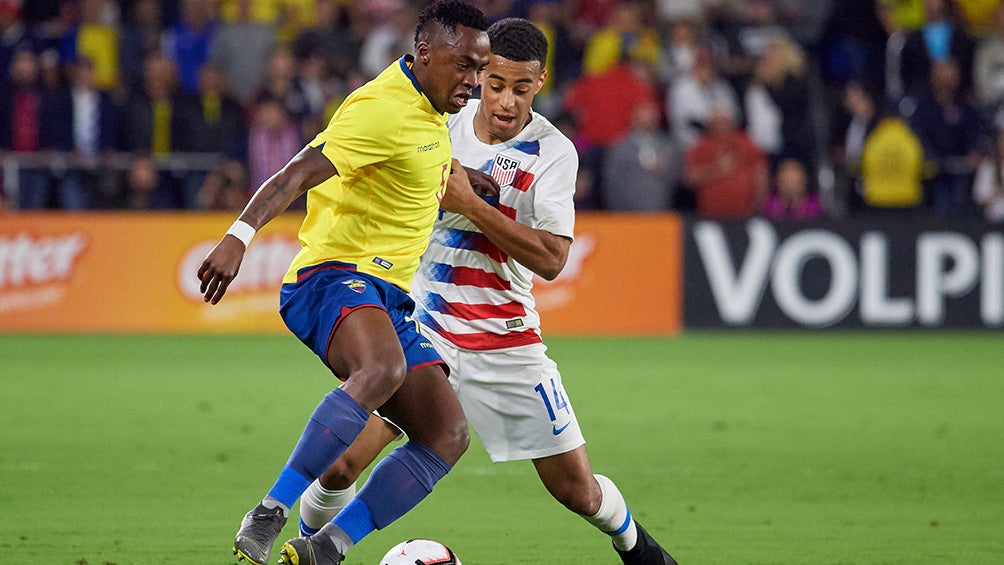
[{"xmin": 411, "ymin": 100, "xmax": 577, "ymax": 350}]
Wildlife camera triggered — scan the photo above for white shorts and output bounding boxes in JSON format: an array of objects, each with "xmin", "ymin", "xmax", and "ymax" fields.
[{"xmin": 422, "ymin": 326, "xmax": 586, "ymax": 463}]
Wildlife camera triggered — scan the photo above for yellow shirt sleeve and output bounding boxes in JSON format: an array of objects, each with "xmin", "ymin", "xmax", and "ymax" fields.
[{"xmin": 310, "ymin": 97, "xmax": 405, "ymax": 176}]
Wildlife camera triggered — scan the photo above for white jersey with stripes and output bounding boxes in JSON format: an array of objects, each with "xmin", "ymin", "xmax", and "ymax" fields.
[{"xmin": 411, "ymin": 99, "xmax": 578, "ymax": 350}]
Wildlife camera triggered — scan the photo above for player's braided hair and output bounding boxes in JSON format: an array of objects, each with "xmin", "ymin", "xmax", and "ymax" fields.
[
  {"xmin": 487, "ymin": 18, "xmax": 548, "ymax": 67},
  {"xmin": 414, "ymin": 0, "xmax": 489, "ymax": 47}
]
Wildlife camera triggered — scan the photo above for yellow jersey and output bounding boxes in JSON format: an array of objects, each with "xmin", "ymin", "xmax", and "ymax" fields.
[
  {"xmin": 283, "ymin": 55, "xmax": 453, "ymax": 291},
  {"xmin": 861, "ymin": 117, "xmax": 925, "ymax": 208}
]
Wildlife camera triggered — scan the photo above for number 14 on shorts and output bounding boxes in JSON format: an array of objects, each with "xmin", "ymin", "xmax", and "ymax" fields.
[{"xmin": 534, "ymin": 378, "xmax": 571, "ymax": 431}]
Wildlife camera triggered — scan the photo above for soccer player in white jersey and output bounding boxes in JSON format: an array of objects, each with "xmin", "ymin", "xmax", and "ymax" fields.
[{"xmin": 298, "ymin": 18, "xmax": 679, "ymax": 565}]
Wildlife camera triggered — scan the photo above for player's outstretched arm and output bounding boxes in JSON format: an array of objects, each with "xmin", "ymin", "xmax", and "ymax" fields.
[{"xmin": 197, "ymin": 146, "xmax": 336, "ymax": 304}]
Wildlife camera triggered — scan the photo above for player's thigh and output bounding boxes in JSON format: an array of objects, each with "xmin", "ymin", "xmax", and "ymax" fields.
[
  {"xmin": 280, "ymin": 270, "xmax": 406, "ymax": 382},
  {"xmin": 442, "ymin": 338, "xmax": 585, "ymax": 463},
  {"xmin": 327, "ymin": 306, "xmax": 405, "ymax": 381},
  {"xmin": 377, "ymin": 364, "xmax": 468, "ymax": 464}
]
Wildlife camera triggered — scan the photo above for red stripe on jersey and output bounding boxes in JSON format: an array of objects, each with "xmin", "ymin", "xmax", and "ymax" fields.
[
  {"xmin": 499, "ymin": 204, "xmax": 517, "ymax": 220},
  {"xmin": 438, "ymin": 327, "xmax": 543, "ymax": 350},
  {"xmin": 451, "ymin": 265, "xmax": 510, "ymax": 290},
  {"xmin": 445, "ymin": 300, "xmax": 526, "ymax": 320},
  {"xmin": 512, "ymin": 169, "xmax": 535, "ymax": 192},
  {"xmin": 484, "ymin": 242, "xmax": 508, "ymax": 263}
]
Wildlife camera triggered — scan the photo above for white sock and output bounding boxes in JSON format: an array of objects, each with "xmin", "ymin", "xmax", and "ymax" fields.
[
  {"xmin": 261, "ymin": 496, "xmax": 290, "ymax": 517},
  {"xmin": 300, "ymin": 479, "xmax": 357, "ymax": 533},
  {"xmin": 583, "ymin": 474, "xmax": 638, "ymax": 551}
]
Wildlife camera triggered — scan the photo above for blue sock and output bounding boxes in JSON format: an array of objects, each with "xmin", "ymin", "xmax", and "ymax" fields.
[
  {"xmin": 267, "ymin": 388, "xmax": 370, "ymax": 508},
  {"xmin": 332, "ymin": 441, "xmax": 451, "ymax": 543},
  {"xmin": 331, "ymin": 498, "xmax": 378, "ymax": 543},
  {"xmin": 299, "ymin": 519, "xmax": 320, "ymax": 537}
]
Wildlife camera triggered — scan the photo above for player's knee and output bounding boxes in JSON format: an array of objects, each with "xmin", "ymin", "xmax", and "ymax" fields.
[
  {"xmin": 319, "ymin": 457, "xmax": 360, "ymax": 491},
  {"xmin": 348, "ymin": 359, "xmax": 407, "ymax": 398},
  {"xmin": 553, "ymin": 479, "xmax": 602, "ymax": 516},
  {"xmin": 430, "ymin": 416, "xmax": 470, "ymax": 466}
]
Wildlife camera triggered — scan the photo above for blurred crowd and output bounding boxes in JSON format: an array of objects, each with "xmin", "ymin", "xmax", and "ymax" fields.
[{"xmin": 2, "ymin": 0, "xmax": 1004, "ymax": 222}]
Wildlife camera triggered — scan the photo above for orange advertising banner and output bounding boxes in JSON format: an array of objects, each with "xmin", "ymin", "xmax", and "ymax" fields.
[{"xmin": 0, "ymin": 212, "xmax": 681, "ymax": 335}]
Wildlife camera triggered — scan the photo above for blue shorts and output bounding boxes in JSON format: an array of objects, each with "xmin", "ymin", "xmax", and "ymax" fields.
[{"xmin": 279, "ymin": 261, "xmax": 444, "ymax": 380}]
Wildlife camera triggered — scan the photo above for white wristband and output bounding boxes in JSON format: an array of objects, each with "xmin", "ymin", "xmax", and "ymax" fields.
[{"xmin": 226, "ymin": 220, "xmax": 257, "ymax": 247}]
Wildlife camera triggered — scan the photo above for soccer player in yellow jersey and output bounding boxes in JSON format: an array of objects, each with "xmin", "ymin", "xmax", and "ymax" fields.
[
  {"xmin": 195, "ymin": 2, "xmax": 490, "ymax": 564},
  {"xmin": 298, "ymin": 18, "xmax": 679, "ymax": 565}
]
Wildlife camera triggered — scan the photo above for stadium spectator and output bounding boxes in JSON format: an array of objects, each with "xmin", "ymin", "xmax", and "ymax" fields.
[
  {"xmin": 0, "ymin": 0, "xmax": 38, "ymax": 81},
  {"xmin": 668, "ymin": 47, "xmax": 740, "ymax": 150},
  {"xmin": 576, "ymin": 0, "xmax": 621, "ymax": 30},
  {"xmin": 120, "ymin": 53, "xmax": 179, "ymax": 155},
  {"xmin": 358, "ymin": 2, "xmax": 418, "ymax": 79},
  {"xmin": 815, "ymin": 0, "xmax": 887, "ymax": 100},
  {"xmin": 956, "ymin": 0, "xmax": 1000, "ymax": 36},
  {"xmin": 658, "ymin": 14, "xmax": 702, "ymax": 89},
  {"xmin": 119, "ymin": 54, "xmax": 184, "ymax": 208},
  {"xmin": 563, "ymin": 59, "xmax": 658, "ymax": 209},
  {"xmin": 876, "ymin": 0, "xmax": 909, "ymax": 104},
  {"xmin": 973, "ymin": 4, "xmax": 1004, "ymax": 111},
  {"xmin": 683, "ymin": 102, "xmax": 769, "ymax": 218},
  {"xmin": 163, "ymin": 0, "xmax": 217, "ymax": 94},
  {"xmin": 832, "ymin": 80, "xmax": 880, "ymax": 215},
  {"xmin": 601, "ymin": 99, "xmax": 682, "ymax": 211},
  {"xmin": 580, "ymin": 1, "xmax": 660, "ymax": 76},
  {"xmin": 882, "ymin": 0, "xmax": 927, "ymax": 32},
  {"xmin": 715, "ymin": 0, "xmax": 790, "ymax": 95},
  {"xmin": 210, "ymin": 0, "xmax": 276, "ymax": 105},
  {"xmin": 743, "ymin": 35, "xmax": 815, "ymax": 170},
  {"xmin": 655, "ymin": 0, "xmax": 709, "ymax": 24},
  {"xmin": 898, "ymin": 0, "xmax": 976, "ymax": 98},
  {"xmin": 173, "ymin": 63, "xmax": 246, "ymax": 208},
  {"xmin": 859, "ymin": 110, "xmax": 928, "ymax": 215},
  {"xmin": 292, "ymin": 0, "xmax": 364, "ymax": 82},
  {"xmin": 119, "ymin": 154, "xmax": 163, "ymax": 209},
  {"xmin": 47, "ymin": 57, "xmax": 119, "ymax": 209},
  {"xmin": 251, "ymin": 47, "xmax": 312, "ymax": 127},
  {"xmin": 762, "ymin": 157, "xmax": 823, "ymax": 220},
  {"xmin": 0, "ymin": 49, "xmax": 58, "ymax": 209},
  {"xmin": 907, "ymin": 58, "xmax": 982, "ymax": 219},
  {"xmin": 174, "ymin": 63, "xmax": 245, "ymax": 157},
  {"xmin": 246, "ymin": 96, "xmax": 301, "ymax": 191},
  {"xmin": 58, "ymin": 0, "xmax": 120, "ymax": 92},
  {"xmin": 972, "ymin": 119, "xmax": 1004, "ymax": 222},
  {"xmin": 292, "ymin": 46, "xmax": 336, "ymax": 136},
  {"xmin": 118, "ymin": 0, "xmax": 164, "ymax": 92},
  {"xmin": 217, "ymin": 0, "xmax": 316, "ymax": 45},
  {"xmin": 197, "ymin": 157, "xmax": 249, "ymax": 210},
  {"xmin": 524, "ymin": 0, "xmax": 584, "ymax": 116}
]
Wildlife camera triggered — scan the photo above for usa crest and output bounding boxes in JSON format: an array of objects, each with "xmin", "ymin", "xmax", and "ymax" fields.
[{"xmin": 491, "ymin": 153, "xmax": 520, "ymax": 187}]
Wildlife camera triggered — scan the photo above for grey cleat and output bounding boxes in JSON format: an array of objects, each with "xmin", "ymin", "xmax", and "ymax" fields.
[
  {"xmin": 615, "ymin": 521, "xmax": 679, "ymax": 565},
  {"xmin": 233, "ymin": 503, "xmax": 287, "ymax": 565},
  {"xmin": 277, "ymin": 534, "xmax": 344, "ymax": 565}
]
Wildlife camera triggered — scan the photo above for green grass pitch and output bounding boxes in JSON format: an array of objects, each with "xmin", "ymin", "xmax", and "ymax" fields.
[{"xmin": 1, "ymin": 333, "xmax": 1002, "ymax": 564}]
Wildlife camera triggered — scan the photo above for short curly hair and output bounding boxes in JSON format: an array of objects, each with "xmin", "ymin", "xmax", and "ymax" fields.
[
  {"xmin": 414, "ymin": 0, "xmax": 490, "ymax": 48},
  {"xmin": 487, "ymin": 18, "xmax": 548, "ymax": 67}
]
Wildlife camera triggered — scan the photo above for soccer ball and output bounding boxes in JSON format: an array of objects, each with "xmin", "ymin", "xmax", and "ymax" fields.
[{"xmin": 379, "ymin": 538, "xmax": 461, "ymax": 565}]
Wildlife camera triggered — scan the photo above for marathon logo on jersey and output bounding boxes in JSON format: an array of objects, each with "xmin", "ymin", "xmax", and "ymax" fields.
[
  {"xmin": 343, "ymin": 279, "xmax": 367, "ymax": 294},
  {"xmin": 372, "ymin": 256, "xmax": 393, "ymax": 270},
  {"xmin": 491, "ymin": 154, "xmax": 521, "ymax": 187}
]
